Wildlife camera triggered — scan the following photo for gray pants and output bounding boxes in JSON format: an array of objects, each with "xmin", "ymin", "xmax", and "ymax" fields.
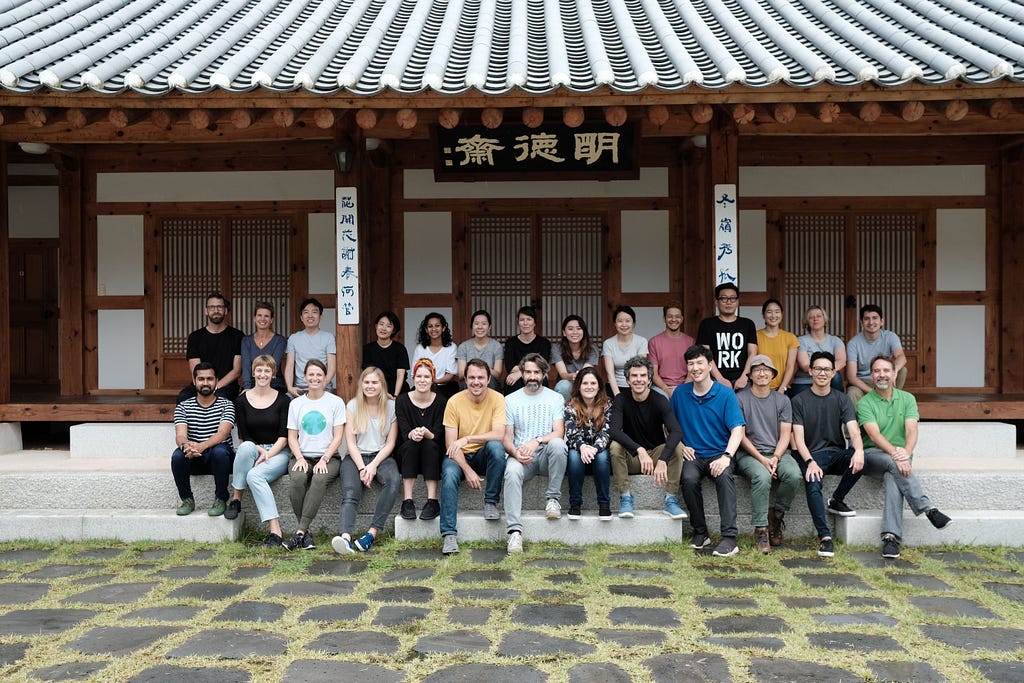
[
  {"xmin": 339, "ymin": 455, "xmax": 401, "ymax": 536},
  {"xmin": 503, "ymin": 438, "xmax": 568, "ymax": 533},
  {"xmin": 862, "ymin": 448, "xmax": 933, "ymax": 542},
  {"xmin": 288, "ymin": 457, "xmax": 341, "ymax": 530}
]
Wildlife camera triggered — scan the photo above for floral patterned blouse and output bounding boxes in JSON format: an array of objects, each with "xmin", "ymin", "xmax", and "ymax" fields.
[{"xmin": 563, "ymin": 401, "xmax": 611, "ymax": 451}]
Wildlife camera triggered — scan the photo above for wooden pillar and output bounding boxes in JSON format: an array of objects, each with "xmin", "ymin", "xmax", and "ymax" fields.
[
  {"xmin": 363, "ymin": 148, "xmax": 392, "ymax": 331},
  {"xmin": 1000, "ymin": 146, "xmax": 1024, "ymax": 393},
  {"xmin": 681, "ymin": 144, "xmax": 710, "ymax": 326},
  {"xmin": 57, "ymin": 153, "xmax": 85, "ymax": 396},
  {"xmin": 334, "ymin": 132, "xmax": 362, "ymax": 400},
  {"xmin": 0, "ymin": 144, "xmax": 10, "ymax": 403}
]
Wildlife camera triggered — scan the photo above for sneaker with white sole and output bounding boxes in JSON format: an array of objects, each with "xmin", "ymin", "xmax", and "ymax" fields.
[
  {"xmin": 545, "ymin": 499, "xmax": 561, "ymax": 520},
  {"xmin": 926, "ymin": 508, "xmax": 952, "ymax": 529},
  {"xmin": 442, "ymin": 535, "xmax": 460, "ymax": 555},
  {"xmin": 618, "ymin": 494, "xmax": 634, "ymax": 519},
  {"xmin": 691, "ymin": 533, "xmax": 710, "ymax": 549},
  {"xmin": 507, "ymin": 530, "xmax": 523, "ymax": 554},
  {"xmin": 818, "ymin": 537, "xmax": 835, "ymax": 557},
  {"xmin": 331, "ymin": 535, "xmax": 355, "ymax": 555},
  {"xmin": 826, "ymin": 498, "xmax": 856, "ymax": 517},
  {"xmin": 568, "ymin": 502, "xmax": 582, "ymax": 520},
  {"xmin": 881, "ymin": 534, "xmax": 900, "ymax": 559},
  {"xmin": 598, "ymin": 504, "xmax": 612, "ymax": 521},
  {"xmin": 712, "ymin": 537, "xmax": 739, "ymax": 557},
  {"xmin": 483, "ymin": 502, "xmax": 500, "ymax": 520},
  {"xmin": 662, "ymin": 494, "xmax": 687, "ymax": 520}
]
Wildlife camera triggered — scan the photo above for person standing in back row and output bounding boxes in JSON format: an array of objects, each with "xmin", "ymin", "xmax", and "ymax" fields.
[{"xmin": 697, "ymin": 284, "xmax": 758, "ymax": 391}]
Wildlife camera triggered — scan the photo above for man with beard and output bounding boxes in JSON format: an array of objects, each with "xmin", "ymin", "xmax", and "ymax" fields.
[
  {"xmin": 501, "ymin": 353, "xmax": 568, "ymax": 554},
  {"xmin": 171, "ymin": 363, "xmax": 236, "ymax": 517},
  {"xmin": 177, "ymin": 292, "xmax": 244, "ymax": 403}
]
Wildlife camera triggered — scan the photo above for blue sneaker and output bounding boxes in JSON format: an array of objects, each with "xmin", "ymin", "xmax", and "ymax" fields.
[
  {"xmin": 354, "ymin": 532, "xmax": 375, "ymax": 552},
  {"xmin": 662, "ymin": 494, "xmax": 688, "ymax": 520},
  {"xmin": 618, "ymin": 494, "xmax": 634, "ymax": 519}
]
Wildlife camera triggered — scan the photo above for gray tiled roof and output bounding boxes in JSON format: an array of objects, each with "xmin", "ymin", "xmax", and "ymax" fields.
[{"xmin": 1, "ymin": 0, "xmax": 1022, "ymax": 96}]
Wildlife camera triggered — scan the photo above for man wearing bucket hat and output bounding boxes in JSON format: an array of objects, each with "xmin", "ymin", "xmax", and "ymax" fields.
[{"xmin": 735, "ymin": 354, "xmax": 803, "ymax": 552}]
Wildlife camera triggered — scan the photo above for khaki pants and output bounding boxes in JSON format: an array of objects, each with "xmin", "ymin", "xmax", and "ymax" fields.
[{"xmin": 610, "ymin": 441, "xmax": 683, "ymax": 496}]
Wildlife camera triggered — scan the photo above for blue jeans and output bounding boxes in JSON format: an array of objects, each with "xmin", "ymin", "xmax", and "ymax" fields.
[
  {"xmin": 339, "ymin": 455, "xmax": 401, "ymax": 535},
  {"xmin": 797, "ymin": 447, "xmax": 863, "ymax": 539},
  {"xmin": 232, "ymin": 441, "xmax": 290, "ymax": 522},
  {"xmin": 171, "ymin": 442, "xmax": 234, "ymax": 503},
  {"xmin": 439, "ymin": 440, "xmax": 506, "ymax": 537},
  {"xmin": 566, "ymin": 448, "xmax": 611, "ymax": 506}
]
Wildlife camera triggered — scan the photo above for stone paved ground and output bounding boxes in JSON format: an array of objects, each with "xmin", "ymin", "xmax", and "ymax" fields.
[{"xmin": 0, "ymin": 538, "xmax": 1021, "ymax": 682}]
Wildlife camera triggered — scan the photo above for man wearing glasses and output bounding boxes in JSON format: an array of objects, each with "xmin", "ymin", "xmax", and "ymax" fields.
[
  {"xmin": 790, "ymin": 351, "xmax": 864, "ymax": 557},
  {"xmin": 697, "ymin": 284, "xmax": 758, "ymax": 391},
  {"xmin": 177, "ymin": 292, "xmax": 244, "ymax": 404}
]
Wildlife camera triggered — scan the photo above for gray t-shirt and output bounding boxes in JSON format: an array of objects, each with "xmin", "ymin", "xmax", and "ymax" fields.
[
  {"xmin": 736, "ymin": 388, "xmax": 792, "ymax": 453},
  {"xmin": 455, "ymin": 338, "xmax": 503, "ymax": 369},
  {"xmin": 287, "ymin": 329, "xmax": 337, "ymax": 389},
  {"xmin": 551, "ymin": 343, "xmax": 599, "ymax": 375},
  {"xmin": 791, "ymin": 389, "xmax": 855, "ymax": 453},
  {"xmin": 504, "ymin": 387, "xmax": 565, "ymax": 449},
  {"xmin": 346, "ymin": 398, "xmax": 397, "ymax": 454},
  {"xmin": 846, "ymin": 330, "xmax": 902, "ymax": 381},
  {"xmin": 601, "ymin": 335, "xmax": 648, "ymax": 388},
  {"xmin": 793, "ymin": 333, "xmax": 845, "ymax": 386}
]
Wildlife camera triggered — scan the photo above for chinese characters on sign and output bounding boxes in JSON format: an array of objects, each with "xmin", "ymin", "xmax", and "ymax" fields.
[
  {"xmin": 434, "ymin": 123, "xmax": 638, "ymax": 181},
  {"xmin": 713, "ymin": 184, "xmax": 738, "ymax": 288},
  {"xmin": 336, "ymin": 187, "xmax": 359, "ymax": 325}
]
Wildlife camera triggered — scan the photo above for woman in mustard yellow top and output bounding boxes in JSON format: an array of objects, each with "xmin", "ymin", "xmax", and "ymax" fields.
[{"xmin": 755, "ymin": 299, "xmax": 798, "ymax": 393}]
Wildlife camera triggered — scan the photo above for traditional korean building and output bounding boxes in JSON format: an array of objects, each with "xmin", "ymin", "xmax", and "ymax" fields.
[{"xmin": 1, "ymin": 0, "xmax": 1023, "ymax": 425}]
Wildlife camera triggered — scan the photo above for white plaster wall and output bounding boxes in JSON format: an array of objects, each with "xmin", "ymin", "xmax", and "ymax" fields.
[
  {"xmin": 307, "ymin": 213, "xmax": 336, "ymax": 294},
  {"xmin": 740, "ymin": 165, "xmax": 985, "ymax": 197},
  {"xmin": 630, "ymin": 306, "xmax": 665, "ymax": 341},
  {"xmin": 620, "ymin": 210, "xmax": 669, "ymax": 293},
  {"xmin": 936, "ymin": 305, "xmax": 985, "ymax": 387},
  {"xmin": 7, "ymin": 186, "xmax": 58, "ymax": 238},
  {"xmin": 738, "ymin": 210, "xmax": 766, "ymax": 293},
  {"xmin": 98, "ymin": 309, "xmax": 145, "ymax": 389},
  {"xmin": 403, "ymin": 307, "xmax": 455, "ymax": 366},
  {"xmin": 404, "ymin": 212, "xmax": 453, "ymax": 294},
  {"xmin": 403, "ymin": 168, "xmax": 668, "ymax": 199},
  {"xmin": 96, "ymin": 170, "xmax": 334, "ymax": 203},
  {"xmin": 936, "ymin": 209, "xmax": 985, "ymax": 291},
  {"xmin": 96, "ymin": 215, "xmax": 144, "ymax": 296}
]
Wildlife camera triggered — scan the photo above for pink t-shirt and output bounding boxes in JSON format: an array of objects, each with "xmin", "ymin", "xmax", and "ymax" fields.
[{"xmin": 648, "ymin": 331, "xmax": 696, "ymax": 387}]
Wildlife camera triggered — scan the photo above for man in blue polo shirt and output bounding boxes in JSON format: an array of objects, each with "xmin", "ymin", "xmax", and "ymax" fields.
[{"xmin": 670, "ymin": 345, "xmax": 745, "ymax": 557}]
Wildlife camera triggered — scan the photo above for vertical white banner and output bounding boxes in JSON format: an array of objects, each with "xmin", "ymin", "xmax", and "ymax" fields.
[
  {"xmin": 336, "ymin": 187, "xmax": 359, "ymax": 325},
  {"xmin": 713, "ymin": 184, "xmax": 738, "ymax": 288}
]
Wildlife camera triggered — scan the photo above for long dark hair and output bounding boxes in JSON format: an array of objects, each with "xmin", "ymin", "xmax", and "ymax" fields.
[
  {"xmin": 417, "ymin": 312, "xmax": 453, "ymax": 348},
  {"xmin": 568, "ymin": 367, "xmax": 610, "ymax": 433},
  {"xmin": 558, "ymin": 314, "xmax": 595, "ymax": 366}
]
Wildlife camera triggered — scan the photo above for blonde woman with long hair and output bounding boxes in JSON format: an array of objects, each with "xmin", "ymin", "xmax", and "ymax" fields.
[{"xmin": 332, "ymin": 366, "xmax": 400, "ymax": 554}]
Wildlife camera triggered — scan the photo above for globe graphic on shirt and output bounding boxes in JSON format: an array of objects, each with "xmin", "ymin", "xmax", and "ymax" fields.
[{"xmin": 301, "ymin": 410, "xmax": 328, "ymax": 435}]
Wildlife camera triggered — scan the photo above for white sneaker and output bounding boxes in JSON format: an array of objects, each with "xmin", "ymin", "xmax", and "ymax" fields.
[
  {"xmin": 545, "ymin": 498, "xmax": 561, "ymax": 520},
  {"xmin": 507, "ymin": 530, "xmax": 524, "ymax": 554},
  {"xmin": 442, "ymin": 534, "xmax": 460, "ymax": 555},
  {"xmin": 331, "ymin": 535, "xmax": 354, "ymax": 555}
]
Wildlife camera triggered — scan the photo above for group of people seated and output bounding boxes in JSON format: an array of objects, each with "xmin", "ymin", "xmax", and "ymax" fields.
[{"xmin": 171, "ymin": 287, "xmax": 949, "ymax": 559}]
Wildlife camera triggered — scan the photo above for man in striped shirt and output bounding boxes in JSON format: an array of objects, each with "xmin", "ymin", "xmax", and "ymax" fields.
[{"xmin": 171, "ymin": 363, "xmax": 236, "ymax": 517}]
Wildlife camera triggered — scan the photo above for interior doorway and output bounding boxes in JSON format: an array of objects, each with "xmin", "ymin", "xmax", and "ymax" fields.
[{"xmin": 9, "ymin": 238, "xmax": 60, "ymax": 396}]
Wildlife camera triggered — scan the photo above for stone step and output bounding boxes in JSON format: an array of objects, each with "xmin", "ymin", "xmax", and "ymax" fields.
[
  {"xmin": 70, "ymin": 423, "xmax": 177, "ymax": 458},
  {"xmin": 915, "ymin": 421, "xmax": 1016, "ymax": 458},
  {"xmin": 395, "ymin": 511, "xmax": 682, "ymax": 545},
  {"xmin": 835, "ymin": 510, "xmax": 1024, "ymax": 547},
  {"xmin": 0, "ymin": 509, "xmax": 242, "ymax": 542}
]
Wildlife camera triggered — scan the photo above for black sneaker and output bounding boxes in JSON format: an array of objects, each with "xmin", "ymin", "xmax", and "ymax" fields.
[
  {"xmin": 419, "ymin": 499, "xmax": 440, "ymax": 521},
  {"xmin": 598, "ymin": 504, "xmax": 612, "ymax": 521},
  {"xmin": 300, "ymin": 531, "xmax": 316, "ymax": 550},
  {"xmin": 712, "ymin": 537, "xmax": 739, "ymax": 557},
  {"xmin": 568, "ymin": 502, "xmax": 582, "ymax": 520},
  {"xmin": 282, "ymin": 531, "xmax": 304, "ymax": 551},
  {"xmin": 926, "ymin": 508, "xmax": 952, "ymax": 529},
  {"xmin": 262, "ymin": 533, "xmax": 282, "ymax": 549},
  {"xmin": 881, "ymin": 534, "xmax": 901, "ymax": 559},
  {"xmin": 818, "ymin": 537, "xmax": 835, "ymax": 557},
  {"xmin": 827, "ymin": 498, "xmax": 856, "ymax": 517},
  {"xmin": 691, "ymin": 533, "xmax": 711, "ymax": 550},
  {"xmin": 400, "ymin": 498, "xmax": 417, "ymax": 520},
  {"xmin": 224, "ymin": 499, "xmax": 241, "ymax": 520}
]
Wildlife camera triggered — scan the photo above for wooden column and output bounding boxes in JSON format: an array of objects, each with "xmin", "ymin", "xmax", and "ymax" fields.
[
  {"xmin": 681, "ymin": 145, "xmax": 710, "ymax": 327},
  {"xmin": 1000, "ymin": 146, "xmax": 1024, "ymax": 392},
  {"xmin": 363, "ymin": 148, "xmax": 392, "ymax": 335},
  {"xmin": 334, "ymin": 132, "xmax": 362, "ymax": 400},
  {"xmin": 57, "ymin": 153, "xmax": 85, "ymax": 395},
  {"xmin": 0, "ymin": 144, "xmax": 10, "ymax": 402}
]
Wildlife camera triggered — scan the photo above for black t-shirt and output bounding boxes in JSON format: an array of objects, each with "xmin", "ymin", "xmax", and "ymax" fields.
[
  {"xmin": 791, "ymin": 389, "xmax": 856, "ymax": 453},
  {"xmin": 362, "ymin": 341, "xmax": 410, "ymax": 395},
  {"xmin": 186, "ymin": 326, "xmax": 244, "ymax": 380},
  {"xmin": 234, "ymin": 391, "xmax": 290, "ymax": 444},
  {"xmin": 696, "ymin": 316, "xmax": 757, "ymax": 383}
]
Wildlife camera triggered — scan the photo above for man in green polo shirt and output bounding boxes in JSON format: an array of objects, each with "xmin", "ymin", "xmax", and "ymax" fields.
[{"xmin": 829, "ymin": 354, "xmax": 951, "ymax": 559}]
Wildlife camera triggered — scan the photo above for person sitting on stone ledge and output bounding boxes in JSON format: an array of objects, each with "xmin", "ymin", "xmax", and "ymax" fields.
[
  {"xmin": 332, "ymin": 367, "xmax": 401, "ymax": 555},
  {"xmin": 791, "ymin": 351, "xmax": 865, "ymax": 558},
  {"xmin": 395, "ymin": 359, "xmax": 447, "ymax": 522},
  {"xmin": 671, "ymin": 345, "xmax": 744, "ymax": 558},
  {"xmin": 172, "ymin": 362, "xmax": 236, "ymax": 517},
  {"xmin": 608, "ymin": 355, "xmax": 686, "ymax": 521},
  {"xmin": 283, "ymin": 359, "xmax": 346, "ymax": 551},
  {"xmin": 564, "ymin": 367, "xmax": 613, "ymax": 521},
  {"xmin": 439, "ymin": 359, "xmax": 507, "ymax": 556},
  {"xmin": 501, "ymin": 353, "xmax": 568, "ymax": 555},
  {"xmin": 843, "ymin": 355, "xmax": 951, "ymax": 559},
  {"xmin": 846, "ymin": 304, "xmax": 907, "ymax": 406}
]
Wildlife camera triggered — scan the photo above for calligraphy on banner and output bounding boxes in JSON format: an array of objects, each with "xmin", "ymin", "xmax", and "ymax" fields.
[
  {"xmin": 433, "ymin": 122, "xmax": 639, "ymax": 181},
  {"xmin": 713, "ymin": 184, "xmax": 738, "ymax": 288},
  {"xmin": 336, "ymin": 187, "xmax": 359, "ymax": 325}
]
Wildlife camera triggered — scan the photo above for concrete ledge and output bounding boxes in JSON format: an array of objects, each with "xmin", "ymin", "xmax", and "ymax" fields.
[
  {"xmin": 0, "ymin": 509, "xmax": 242, "ymax": 542},
  {"xmin": 915, "ymin": 422, "xmax": 1016, "ymax": 458},
  {"xmin": 835, "ymin": 510, "xmax": 1024, "ymax": 547},
  {"xmin": 70, "ymin": 423, "xmax": 177, "ymax": 458},
  {"xmin": 396, "ymin": 511, "xmax": 683, "ymax": 544},
  {"xmin": 0, "ymin": 423, "xmax": 22, "ymax": 454}
]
